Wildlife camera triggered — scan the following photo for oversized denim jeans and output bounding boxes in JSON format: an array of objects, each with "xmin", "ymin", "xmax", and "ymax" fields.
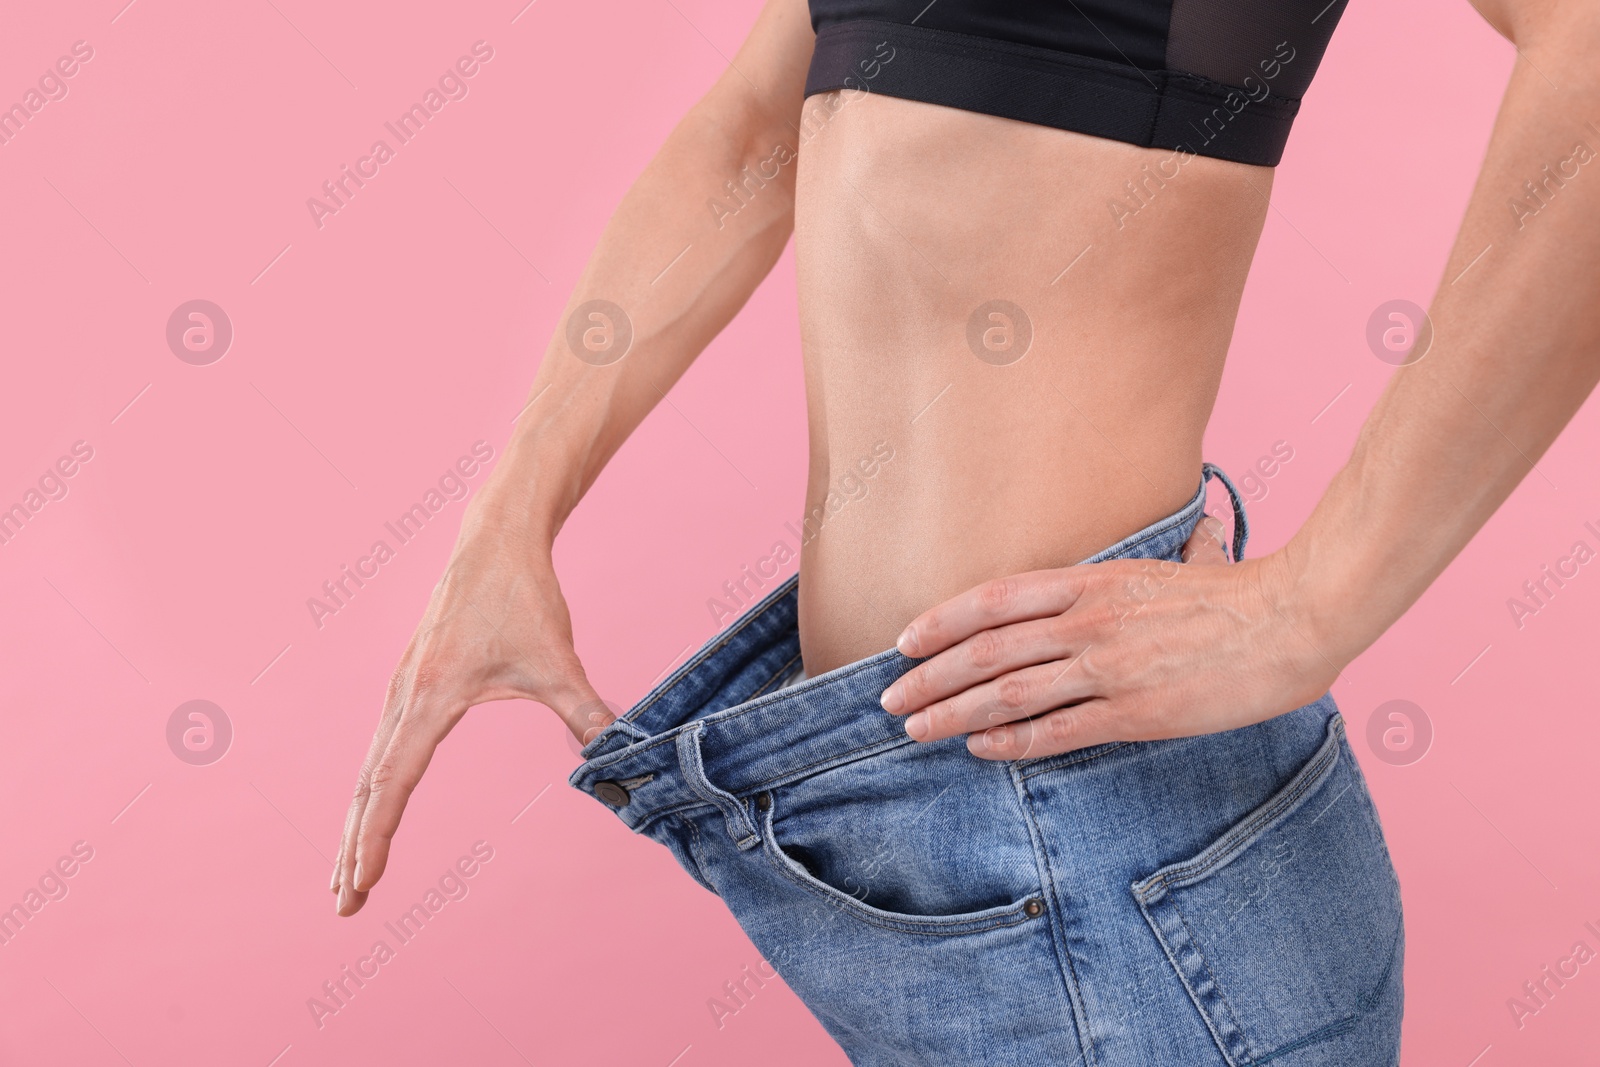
[{"xmin": 571, "ymin": 467, "xmax": 1404, "ymax": 1066}]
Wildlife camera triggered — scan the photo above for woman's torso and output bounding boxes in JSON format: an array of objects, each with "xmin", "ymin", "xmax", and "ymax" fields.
[
  {"xmin": 792, "ymin": 91, "xmax": 1273, "ymax": 673},
  {"xmin": 786, "ymin": 0, "xmax": 1354, "ymax": 673}
]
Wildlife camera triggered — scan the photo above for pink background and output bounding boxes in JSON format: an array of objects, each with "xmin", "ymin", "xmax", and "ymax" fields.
[{"xmin": 0, "ymin": 0, "xmax": 1594, "ymax": 1064}]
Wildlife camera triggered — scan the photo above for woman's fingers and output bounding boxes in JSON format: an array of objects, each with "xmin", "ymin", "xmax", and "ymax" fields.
[
  {"xmin": 882, "ymin": 615, "xmax": 1079, "ymax": 715},
  {"xmin": 902, "ymin": 656, "xmax": 1097, "ymax": 742},
  {"xmin": 334, "ymin": 635, "xmax": 602, "ymax": 914},
  {"xmin": 333, "ymin": 666, "xmax": 413, "ymax": 912},
  {"xmin": 330, "ymin": 523, "xmax": 611, "ymax": 915},
  {"xmin": 900, "ymin": 517, "xmax": 1229, "ymax": 667},
  {"xmin": 567, "ymin": 698, "xmax": 620, "ymax": 749},
  {"xmin": 894, "ymin": 570, "xmax": 1085, "ymax": 661},
  {"xmin": 879, "ymin": 538, "xmax": 1325, "ymax": 763},
  {"xmin": 348, "ymin": 698, "xmax": 460, "ymax": 902},
  {"xmin": 887, "ymin": 518, "xmax": 1233, "ymax": 724},
  {"xmin": 965, "ymin": 698, "xmax": 1121, "ymax": 761},
  {"xmin": 1182, "ymin": 515, "xmax": 1229, "ymax": 565},
  {"xmin": 541, "ymin": 666, "xmax": 612, "ymax": 744}
]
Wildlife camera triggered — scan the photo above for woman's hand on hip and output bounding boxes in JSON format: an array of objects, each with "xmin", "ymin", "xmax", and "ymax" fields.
[
  {"xmin": 877, "ymin": 518, "xmax": 1341, "ymax": 760},
  {"xmin": 331, "ymin": 503, "xmax": 611, "ymax": 916}
]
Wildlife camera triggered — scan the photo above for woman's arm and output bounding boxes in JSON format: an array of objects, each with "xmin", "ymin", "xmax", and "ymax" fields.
[
  {"xmin": 488, "ymin": 0, "xmax": 813, "ymax": 542},
  {"xmin": 1284, "ymin": 0, "xmax": 1600, "ymax": 667},
  {"xmin": 332, "ymin": 0, "xmax": 814, "ymax": 916},
  {"xmin": 878, "ymin": 0, "xmax": 1600, "ymax": 757}
]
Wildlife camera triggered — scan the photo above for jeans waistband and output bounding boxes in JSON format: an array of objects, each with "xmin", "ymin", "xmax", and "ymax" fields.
[{"xmin": 569, "ymin": 465, "xmax": 1249, "ymax": 839}]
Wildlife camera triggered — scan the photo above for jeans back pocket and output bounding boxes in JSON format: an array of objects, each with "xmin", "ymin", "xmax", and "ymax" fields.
[{"xmin": 1131, "ymin": 715, "xmax": 1403, "ymax": 1066}]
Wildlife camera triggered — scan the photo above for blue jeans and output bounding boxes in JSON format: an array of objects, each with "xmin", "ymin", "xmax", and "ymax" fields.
[{"xmin": 571, "ymin": 467, "xmax": 1404, "ymax": 1066}]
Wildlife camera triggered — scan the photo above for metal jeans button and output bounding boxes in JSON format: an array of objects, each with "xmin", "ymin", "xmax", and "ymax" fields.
[{"xmin": 594, "ymin": 780, "xmax": 630, "ymax": 807}]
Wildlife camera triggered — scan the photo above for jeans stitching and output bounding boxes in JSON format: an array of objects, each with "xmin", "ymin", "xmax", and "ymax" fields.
[
  {"xmin": 621, "ymin": 575, "xmax": 802, "ymax": 724},
  {"xmin": 1129, "ymin": 713, "xmax": 1395, "ymax": 1067},
  {"xmin": 758, "ymin": 802, "xmax": 1041, "ymax": 936},
  {"xmin": 745, "ymin": 649, "xmax": 805, "ymax": 701},
  {"xmin": 751, "ymin": 733, "xmax": 916, "ymax": 789},
  {"xmin": 614, "ymin": 733, "xmax": 917, "ymax": 835},
  {"xmin": 575, "ymin": 652, "xmax": 902, "ymax": 780},
  {"xmin": 1133, "ymin": 717, "xmax": 1345, "ymax": 900},
  {"xmin": 630, "ymin": 799, "xmax": 715, "ymax": 835},
  {"xmin": 1242, "ymin": 914, "xmax": 1402, "ymax": 1065},
  {"xmin": 763, "ymin": 844, "xmax": 1040, "ymax": 937},
  {"xmin": 1017, "ymin": 742, "xmax": 1136, "ymax": 780},
  {"xmin": 1012, "ymin": 765, "xmax": 1100, "ymax": 1067},
  {"xmin": 1133, "ymin": 891, "xmax": 1240, "ymax": 1066},
  {"xmin": 1246, "ymin": 1018, "xmax": 1358, "ymax": 1066},
  {"xmin": 680, "ymin": 813, "xmax": 718, "ymax": 894},
  {"xmin": 1173, "ymin": 897, "xmax": 1253, "ymax": 1062},
  {"xmin": 678, "ymin": 726, "xmax": 759, "ymax": 849}
]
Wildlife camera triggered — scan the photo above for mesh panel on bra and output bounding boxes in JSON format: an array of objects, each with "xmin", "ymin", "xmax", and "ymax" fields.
[{"xmin": 1164, "ymin": 0, "xmax": 1349, "ymax": 98}]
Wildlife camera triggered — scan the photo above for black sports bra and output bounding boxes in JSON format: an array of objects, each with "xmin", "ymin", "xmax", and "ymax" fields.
[{"xmin": 804, "ymin": 0, "xmax": 1349, "ymax": 166}]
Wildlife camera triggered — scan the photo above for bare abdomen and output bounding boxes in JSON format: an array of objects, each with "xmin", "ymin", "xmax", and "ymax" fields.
[{"xmin": 791, "ymin": 92, "xmax": 1272, "ymax": 673}]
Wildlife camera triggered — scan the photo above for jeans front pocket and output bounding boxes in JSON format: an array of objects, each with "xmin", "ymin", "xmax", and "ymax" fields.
[
  {"xmin": 760, "ymin": 803, "xmax": 1044, "ymax": 936},
  {"xmin": 1131, "ymin": 715, "xmax": 1403, "ymax": 1066},
  {"xmin": 755, "ymin": 738, "xmax": 1048, "ymax": 936}
]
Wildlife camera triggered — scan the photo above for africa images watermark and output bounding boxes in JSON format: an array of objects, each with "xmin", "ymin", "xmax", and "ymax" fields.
[
  {"xmin": 306, "ymin": 841, "xmax": 495, "ymax": 1029},
  {"xmin": 0, "ymin": 40, "xmax": 95, "ymax": 148},
  {"xmin": 706, "ymin": 40, "xmax": 895, "ymax": 231},
  {"xmin": 1508, "ymin": 138, "xmax": 1594, "ymax": 230},
  {"xmin": 1506, "ymin": 918, "xmax": 1600, "ymax": 1031},
  {"xmin": 306, "ymin": 440, "xmax": 496, "ymax": 629},
  {"xmin": 0, "ymin": 440, "xmax": 96, "ymax": 549},
  {"xmin": 1107, "ymin": 40, "xmax": 1296, "ymax": 228},
  {"xmin": 0, "ymin": 841, "xmax": 95, "ymax": 949},
  {"xmin": 166, "ymin": 300, "xmax": 234, "ymax": 366},
  {"xmin": 705, "ymin": 441, "xmax": 895, "ymax": 626},
  {"xmin": 1235, "ymin": 440, "xmax": 1295, "ymax": 503},
  {"xmin": 707, "ymin": 958, "xmax": 781, "ymax": 1030},
  {"xmin": 166, "ymin": 699, "xmax": 233, "ymax": 766},
  {"xmin": 967, "ymin": 300, "xmax": 1033, "ymax": 365},
  {"xmin": 1505, "ymin": 518, "xmax": 1600, "ymax": 630},
  {"xmin": 306, "ymin": 41, "xmax": 496, "ymax": 229},
  {"xmin": 1366, "ymin": 299, "xmax": 1434, "ymax": 366}
]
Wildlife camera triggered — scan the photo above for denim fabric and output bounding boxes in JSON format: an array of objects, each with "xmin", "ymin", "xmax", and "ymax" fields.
[{"xmin": 571, "ymin": 468, "xmax": 1404, "ymax": 1066}]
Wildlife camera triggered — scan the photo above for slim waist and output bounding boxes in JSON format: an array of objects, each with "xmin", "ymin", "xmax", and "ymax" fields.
[{"xmin": 569, "ymin": 464, "xmax": 1249, "ymax": 832}]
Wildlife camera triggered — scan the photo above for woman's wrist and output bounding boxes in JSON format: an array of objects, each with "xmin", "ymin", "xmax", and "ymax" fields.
[
  {"xmin": 1250, "ymin": 545, "xmax": 1365, "ymax": 694},
  {"xmin": 465, "ymin": 442, "xmax": 572, "ymax": 556}
]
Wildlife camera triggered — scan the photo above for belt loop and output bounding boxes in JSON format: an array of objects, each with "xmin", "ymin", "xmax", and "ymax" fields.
[
  {"xmin": 676, "ymin": 724, "xmax": 761, "ymax": 851},
  {"xmin": 1201, "ymin": 462, "xmax": 1250, "ymax": 561}
]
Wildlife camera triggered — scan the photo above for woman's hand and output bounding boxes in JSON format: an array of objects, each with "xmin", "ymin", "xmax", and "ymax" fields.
[
  {"xmin": 878, "ymin": 518, "xmax": 1342, "ymax": 760},
  {"xmin": 331, "ymin": 500, "xmax": 611, "ymax": 916}
]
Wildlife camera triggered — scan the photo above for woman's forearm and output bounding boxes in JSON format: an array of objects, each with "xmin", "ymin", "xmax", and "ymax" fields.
[
  {"xmin": 477, "ymin": 3, "xmax": 812, "ymax": 545},
  {"xmin": 1280, "ymin": 1, "xmax": 1600, "ymax": 668}
]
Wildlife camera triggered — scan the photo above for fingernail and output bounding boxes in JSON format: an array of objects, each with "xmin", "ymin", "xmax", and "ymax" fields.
[
  {"xmin": 330, "ymin": 868, "xmax": 340, "ymax": 893},
  {"xmin": 896, "ymin": 628, "xmax": 917, "ymax": 656},
  {"xmin": 880, "ymin": 687, "xmax": 903, "ymax": 713},
  {"xmin": 353, "ymin": 863, "xmax": 365, "ymax": 891},
  {"xmin": 336, "ymin": 884, "xmax": 352, "ymax": 914},
  {"xmin": 905, "ymin": 711, "xmax": 928, "ymax": 740}
]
